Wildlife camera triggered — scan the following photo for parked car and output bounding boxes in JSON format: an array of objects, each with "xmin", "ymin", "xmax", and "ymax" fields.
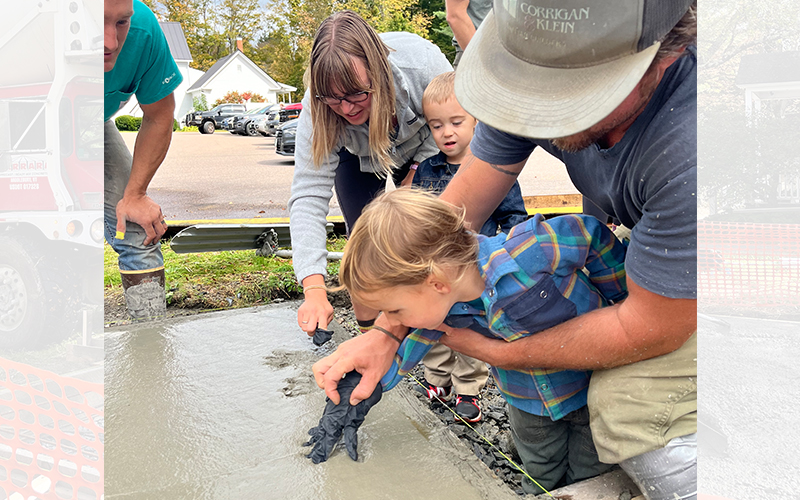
[
  {"xmin": 185, "ymin": 103, "xmax": 247, "ymax": 134},
  {"xmin": 275, "ymin": 118, "xmax": 298, "ymax": 156},
  {"xmin": 280, "ymin": 102, "xmax": 302, "ymax": 121},
  {"xmin": 236, "ymin": 104, "xmax": 274, "ymax": 136},
  {"xmin": 244, "ymin": 111, "xmax": 272, "ymax": 137},
  {"xmin": 226, "ymin": 107, "xmax": 262, "ymax": 133},
  {"xmin": 265, "ymin": 103, "xmax": 303, "ymax": 136},
  {"xmin": 221, "ymin": 115, "xmax": 237, "ymax": 133},
  {"xmin": 263, "ymin": 110, "xmax": 282, "ymax": 137},
  {"xmin": 257, "ymin": 110, "xmax": 279, "ymax": 136}
]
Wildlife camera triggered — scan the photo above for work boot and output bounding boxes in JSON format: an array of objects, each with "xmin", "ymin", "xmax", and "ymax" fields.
[{"xmin": 120, "ymin": 268, "xmax": 166, "ymax": 320}]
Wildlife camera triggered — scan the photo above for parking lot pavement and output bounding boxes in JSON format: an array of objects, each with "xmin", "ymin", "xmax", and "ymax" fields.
[
  {"xmin": 124, "ymin": 131, "xmax": 578, "ymax": 223},
  {"xmin": 122, "ymin": 131, "xmax": 304, "ymax": 221}
]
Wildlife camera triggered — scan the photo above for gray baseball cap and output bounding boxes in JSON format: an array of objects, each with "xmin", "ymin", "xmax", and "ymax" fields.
[{"xmin": 454, "ymin": 0, "xmax": 693, "ymax": 138}]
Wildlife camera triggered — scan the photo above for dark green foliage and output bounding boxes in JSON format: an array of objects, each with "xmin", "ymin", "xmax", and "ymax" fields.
[{"xmin": 114, "ymin": 115, "xmax": 143, "ymax": 131}]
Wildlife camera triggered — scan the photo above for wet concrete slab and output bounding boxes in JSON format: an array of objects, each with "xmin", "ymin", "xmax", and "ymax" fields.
[{"xmin": 105, "ymin": 303, "xmax": 517, "ymax": 500}]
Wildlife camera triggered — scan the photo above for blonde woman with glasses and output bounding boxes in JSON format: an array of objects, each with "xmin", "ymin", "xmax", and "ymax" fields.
[{"xmin": 288, "ymin": 10, "xmax": 452, "ymax": 338}]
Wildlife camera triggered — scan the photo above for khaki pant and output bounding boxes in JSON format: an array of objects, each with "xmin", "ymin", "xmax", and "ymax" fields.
[
  {"xmin": 588, "ymin": 332, "xmax": 697, "ymax": 463},
  {"xmin": 423, "ymin": 343, "xmax": 488, "ymax": 396}
]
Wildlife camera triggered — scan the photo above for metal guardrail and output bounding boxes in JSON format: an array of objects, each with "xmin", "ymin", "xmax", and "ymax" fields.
[{"xmin": 170, "ymin": 223, "xmax": 333, "ymax": 256}]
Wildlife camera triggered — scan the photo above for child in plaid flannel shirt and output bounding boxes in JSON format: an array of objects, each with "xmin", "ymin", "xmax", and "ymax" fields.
[{"xmin": 338, "ymin": 188, "xmax": 628, "ymax": 492}]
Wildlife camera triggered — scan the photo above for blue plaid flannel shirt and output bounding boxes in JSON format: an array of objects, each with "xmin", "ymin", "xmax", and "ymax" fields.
[{"xmin": 379, "ymin": 214, "xmax": 628, "ymax": 420}]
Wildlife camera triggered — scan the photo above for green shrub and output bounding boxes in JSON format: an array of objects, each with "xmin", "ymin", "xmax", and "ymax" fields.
[
  {"xmin": 114, "ymin": 115, "xmax": 143, "ymax": 131},
  {"xmin": 173, "ymin": 119, "xmax": 179, "ymax": 131},
  {"xmin": 115, "ymin": 115, "xmax": 135, "ymax": 131}
]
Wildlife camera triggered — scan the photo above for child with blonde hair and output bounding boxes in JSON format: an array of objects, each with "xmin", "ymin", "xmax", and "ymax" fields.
[
  {"xmin": 407, "ymin": 71, "xmax": 528, "ymax": 422},
  {"xmin": 340, "ymin": 188, "xmax": 628, "ymax": 492}
]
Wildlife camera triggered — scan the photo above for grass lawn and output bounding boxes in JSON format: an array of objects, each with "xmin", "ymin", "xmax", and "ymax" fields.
[{"xmin": 104, "ymin": 237, "xmax": 347, "ymax": 312}]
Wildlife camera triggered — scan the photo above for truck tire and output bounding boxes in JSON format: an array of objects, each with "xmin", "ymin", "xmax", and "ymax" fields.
[
  {"xmin": 0, "ymin": 237, "xmax": 47, "ymax": 348},
  {"xmin": 198, "ymin": 123, "xmax": 208, "ymax": 134},
  {"xmin": 201, "ymin": 120, "xmax": 216, "ymax": 134}
]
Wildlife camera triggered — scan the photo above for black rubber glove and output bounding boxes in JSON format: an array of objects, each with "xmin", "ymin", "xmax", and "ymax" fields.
[
  {"xmin": 311, "ymin": 327, "xmax": 334, "ymax": 346},
  {"xmin": 304, "ymin": 371, "xmax": 382, "ymax": 463}
]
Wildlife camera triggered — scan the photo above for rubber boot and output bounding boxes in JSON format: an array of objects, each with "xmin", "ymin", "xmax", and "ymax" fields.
[{"xmin": 120, "ymin": 268, "xmax": 166, "ymax": 320}]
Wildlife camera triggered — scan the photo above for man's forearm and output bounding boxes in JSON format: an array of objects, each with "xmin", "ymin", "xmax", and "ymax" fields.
[
  {"xmin": 127, "ymin": 97, "xmax": 175, "ymax": 197},
  {"xmin": 443, "ymin": 279, "xmax": 697, "ymax": 371},
  {"xmin": 445, "ymin": 0, "xmax": 476, "ymax": 50},
  {"xmin": 451, "ymin": 305, "xmax": 691, "ymax": 371},
  {"xmin": 440, "ymin": 151, "xmax": 525, "ymax": 230}
]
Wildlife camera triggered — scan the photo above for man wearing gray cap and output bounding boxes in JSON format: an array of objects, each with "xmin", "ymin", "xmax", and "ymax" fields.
[
  {"xmin": 441, "ymin": 1, "xmax": 698, "ymax": 498},
  {"xmin": 312, "ymin": 1, "xmax": 696, "ymax": 498}
]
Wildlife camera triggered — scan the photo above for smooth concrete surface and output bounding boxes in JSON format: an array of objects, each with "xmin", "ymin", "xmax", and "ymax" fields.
[{"xmin": 105, "ymin": 304, "xmax": 517, "ymax": 500}]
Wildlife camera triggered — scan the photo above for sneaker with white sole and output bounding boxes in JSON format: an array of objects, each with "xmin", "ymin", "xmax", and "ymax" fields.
[
  {"xmin": 455, "ymin": 394, "xmax": 482, "ymax": 423},
  {"xmin": 415, "ymin": 378, "xmax": 453, "ymax": 401}
]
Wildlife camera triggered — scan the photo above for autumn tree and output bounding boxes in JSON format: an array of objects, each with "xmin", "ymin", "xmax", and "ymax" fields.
[
  {"xmin": 260, "ymin": 0, "xmax": 451, "ymax": 100},
  {"xmin": 219, "ymin": 0, "xmax": 264, "ymax": 54}
]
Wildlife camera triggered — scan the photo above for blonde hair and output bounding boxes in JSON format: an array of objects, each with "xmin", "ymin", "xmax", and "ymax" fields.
[
  {"xmin": 339, "ymin": 188, "xmax": 479, "ymax": 297},
  {"xmin": 306, "ymin": 11, "xmax": 396, "ymax": 175},
  {"xmin": 422, "ymin": 71, "xmax": 456, "ymax": 109}
]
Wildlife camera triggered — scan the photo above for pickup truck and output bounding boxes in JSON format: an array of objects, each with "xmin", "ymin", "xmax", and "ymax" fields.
[{"xmin": 185, "ymin": 103, "xmax": 247, "ymax": 134}]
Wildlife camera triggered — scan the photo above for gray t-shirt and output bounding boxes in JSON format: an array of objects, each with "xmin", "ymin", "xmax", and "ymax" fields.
[{"xmin": 471, "ymin": 48, "xmax": 698, "ymax": 299}]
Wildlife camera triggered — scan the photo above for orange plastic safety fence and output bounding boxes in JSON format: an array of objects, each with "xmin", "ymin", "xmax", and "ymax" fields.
[
  {"xmin": 698, "ymin": 221, "xmax": 800, "ymax": 309},
  {"xmin": 0, "ymin": 359, "xmax": 103, "ymax": 500}
]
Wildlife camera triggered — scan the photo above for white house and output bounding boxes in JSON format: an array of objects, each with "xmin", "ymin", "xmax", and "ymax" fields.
[
  {"xmin": 735, "ymin": 51, "xmax": 800, "ymax": 204},
  {"xmin": 735, "ymin": 51, "xmax": 800, "ymax": 118},
  {"xmin": 114, "ymin": 25, "xmax": 295, "ymax": 124},
  {"xmin": 185, "ymin": 39, "xmax": 296, "ymax": 114}
]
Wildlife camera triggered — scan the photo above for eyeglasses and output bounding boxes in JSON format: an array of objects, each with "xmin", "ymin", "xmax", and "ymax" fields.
[{"xmin": 315, "ymin": 90, "xmax": 371, "ymax": 106}]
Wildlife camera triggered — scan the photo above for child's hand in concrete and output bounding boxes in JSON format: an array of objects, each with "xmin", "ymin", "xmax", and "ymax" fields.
[{"xmin": 304, "ymin": 370, "xmax": 382, "ymax": 463}]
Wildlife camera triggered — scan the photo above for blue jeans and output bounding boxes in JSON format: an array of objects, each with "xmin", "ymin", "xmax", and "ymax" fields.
[{"xmin": 104, "ymin": 120, "xmax": 164, "ymax": 272}]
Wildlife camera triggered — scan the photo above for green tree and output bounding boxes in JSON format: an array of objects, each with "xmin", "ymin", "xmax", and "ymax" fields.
[
  {"xmin": 192, "ymin": 94, "xmax": 209, "ymax": 111},
  {"xmin": 261, "ymin": 0, "xmax": 446, "ymax": 100},
  {"xmin": 219, "ymin": 0, "xmax": 264, "ymax": 53},
  {"xmin": 342, "ymin": 0, "xmax": 431, "ymax": 35},
  {"xmin": 161, "ymin": 0, "xmax": 198, "ymax": 28},
  {"xmin": 427, "ymin": 9, "xmax": 455, "ymax": 63}
]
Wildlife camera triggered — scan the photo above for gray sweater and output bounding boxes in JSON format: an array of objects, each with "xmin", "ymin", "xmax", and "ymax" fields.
[{"xmin": 288, "ymin": 31, "xmax": 452, "ymax": 283}]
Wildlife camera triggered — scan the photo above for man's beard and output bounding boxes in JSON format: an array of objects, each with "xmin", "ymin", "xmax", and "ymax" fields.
[
  {"xmin": 551, "ymin": 66, "xmax": 662, "ymax": 153},
  {"xmin": 551, "ymin": 125, "xmax": 613, "ymax": 153}
]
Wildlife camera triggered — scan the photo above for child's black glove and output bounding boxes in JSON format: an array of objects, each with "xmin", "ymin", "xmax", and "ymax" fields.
[{"xmin": 303, "ymin": 370, "xmax": 382, "ymax": 463}]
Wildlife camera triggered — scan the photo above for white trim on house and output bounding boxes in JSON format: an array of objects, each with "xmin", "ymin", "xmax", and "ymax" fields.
[{"xmin": 186, "ymin": 51, "xmax": 296, "ymax": 113}]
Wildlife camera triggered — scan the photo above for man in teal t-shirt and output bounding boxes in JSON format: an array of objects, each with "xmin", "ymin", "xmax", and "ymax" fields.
[{"xmin": 105, "ymin": 0, "xmax": 182, "ymax": 319}]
